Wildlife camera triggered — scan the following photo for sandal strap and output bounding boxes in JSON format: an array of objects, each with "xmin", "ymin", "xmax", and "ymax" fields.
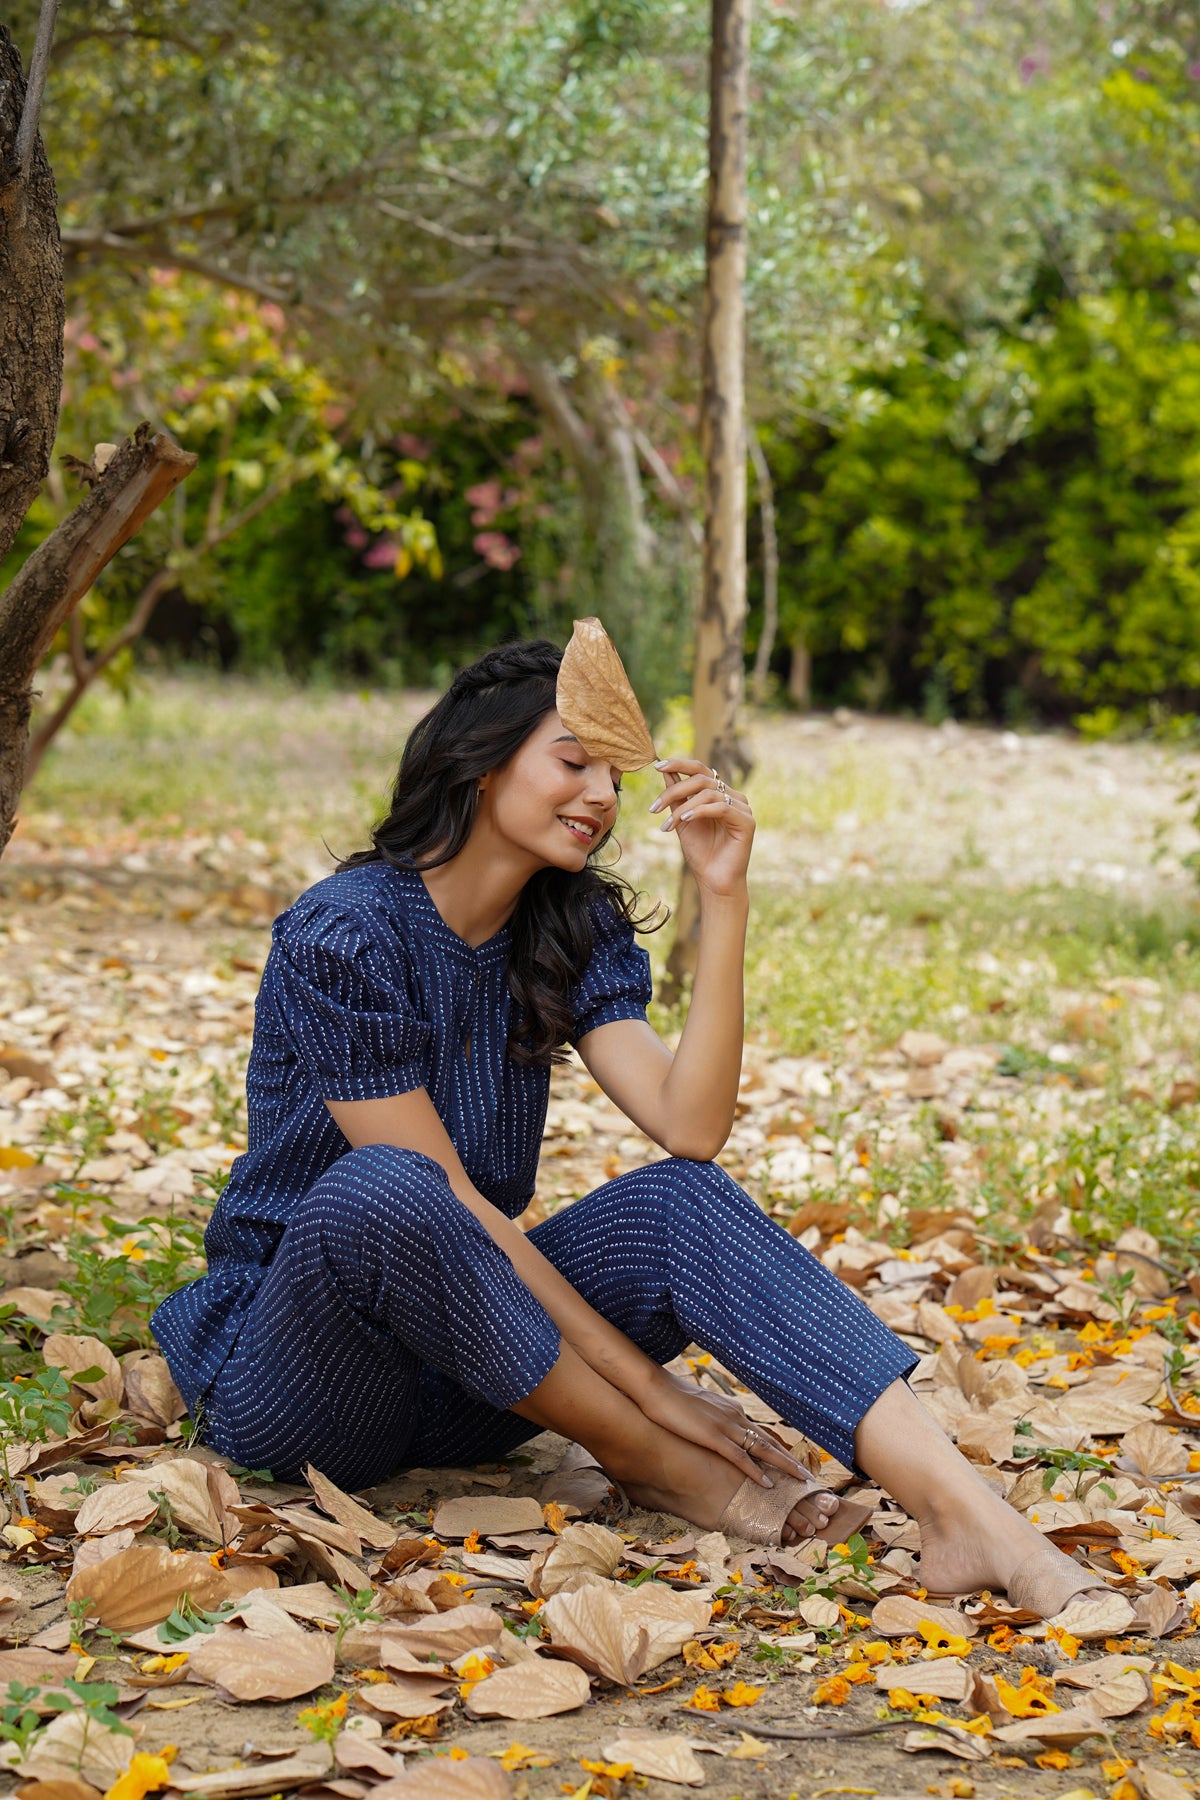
[{"xmin": 716, "ymin": 1462, "xmax": 832, "ymax": 1546}]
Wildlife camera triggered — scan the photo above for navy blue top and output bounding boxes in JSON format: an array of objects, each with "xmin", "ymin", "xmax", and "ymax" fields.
[{"xmin": 151, "ymin": 859, "xmax": 652, "ymax": 1410}]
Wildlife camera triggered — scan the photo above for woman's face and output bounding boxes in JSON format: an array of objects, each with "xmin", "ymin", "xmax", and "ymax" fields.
[{"xmin": 480, "ymin": 708, "xmax": 622, "ymax": 870}]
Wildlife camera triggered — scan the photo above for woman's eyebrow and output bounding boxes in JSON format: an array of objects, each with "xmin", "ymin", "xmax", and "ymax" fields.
[{"xmin": 552, "ymin": 734, "xmax": 581, "ymax": 744}]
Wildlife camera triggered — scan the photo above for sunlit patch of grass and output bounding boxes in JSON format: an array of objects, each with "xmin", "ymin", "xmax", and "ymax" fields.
[
  {"xmin": 747, "ymin": 744, "xmax": 897, "ymax": 836},
  {"xmin": 26, "ymin": 671, "xmax": 423, "ymax": 839}
]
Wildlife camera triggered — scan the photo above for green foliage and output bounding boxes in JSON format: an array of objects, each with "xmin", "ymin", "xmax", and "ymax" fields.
[{"xmin": 760, "ymin": 285, "xmax": 1200, "ymax": 718}]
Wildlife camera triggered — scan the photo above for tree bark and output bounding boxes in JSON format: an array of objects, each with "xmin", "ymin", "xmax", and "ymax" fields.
[
  {"xmin": 0, "ymin": 424, "xmax": 197, "ymax": 857},
  {"xmin": 0, "ymin": 16, "xmax": 65, "ymax": 569},
  {"xmin": 663, "ymin": 0, "xmax": 752, "ymax": 1001}
]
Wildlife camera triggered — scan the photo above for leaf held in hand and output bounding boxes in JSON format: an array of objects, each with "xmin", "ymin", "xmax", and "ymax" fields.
[{"xmin": 555, "ymin": 617, "xmax": 656, "ymax": 771}]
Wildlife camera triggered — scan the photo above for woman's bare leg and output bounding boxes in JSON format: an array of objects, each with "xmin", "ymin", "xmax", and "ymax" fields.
[
  {"xmin": 856, "ymin": 1380, "xmax": 1108, "ymax": 1612},
  {"xmin": 512, "ymin": 1340, "xmax": 838, "ymax": 1541}
]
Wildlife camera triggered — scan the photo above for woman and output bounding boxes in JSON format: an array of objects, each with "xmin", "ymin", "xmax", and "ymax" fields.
[{"xmin": 153, "ymin": 638, "xmax": 1107, "ymax": 1616}]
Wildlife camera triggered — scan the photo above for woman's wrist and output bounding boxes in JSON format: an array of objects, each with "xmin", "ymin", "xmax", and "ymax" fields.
[{"xmin": 697, "ymin": 880, "xmax": 749, "ymax": 913}]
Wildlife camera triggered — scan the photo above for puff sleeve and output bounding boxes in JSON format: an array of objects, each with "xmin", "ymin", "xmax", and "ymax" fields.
[
  {"xmin": 267, "ymin": 899, "xmax": 432, "ymax": 1101},
  {"xmin": 569, "ymin": 898, "xmax": 653, "ymax": 1045}
]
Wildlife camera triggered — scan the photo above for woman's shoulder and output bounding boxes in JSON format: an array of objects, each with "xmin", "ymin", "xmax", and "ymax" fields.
[{"xmin": 274, "ymin": 861, "xmax": 419, "ymax": 956}]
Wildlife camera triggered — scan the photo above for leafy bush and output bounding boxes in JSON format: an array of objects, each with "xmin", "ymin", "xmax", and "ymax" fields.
[{"xmin": 758, "ymin": 288, "xmax": 1200, "ymax": 722}]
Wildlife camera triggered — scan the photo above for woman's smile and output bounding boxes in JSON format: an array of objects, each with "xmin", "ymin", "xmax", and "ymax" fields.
[{"xmin": 558, "ymin": 812, "xmax": 601, "ymax": 846}]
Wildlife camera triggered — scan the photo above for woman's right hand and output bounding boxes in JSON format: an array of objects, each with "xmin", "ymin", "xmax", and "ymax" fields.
[{"xmin": 636, "ymin": 1366, "xmax": 818, "ymax": 1491}]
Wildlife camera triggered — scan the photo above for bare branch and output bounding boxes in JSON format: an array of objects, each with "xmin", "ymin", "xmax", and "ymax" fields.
[
  {"xmin": 53, "ymin": 24, "xmax": 211, "ymax": 60},
  {"xmin": 13, "ymin": 0, "xmax": 59, "ymax": 183},
  {"xmin": 0, "ymin": 424, "xmax": 196, "ymax": 675},
  {"xmin": 521, "ymin": 360, "xmax": 599, "ymax": 480},
  {"xmin": 375, "ymin": 199, "xmax": 539, "ymax": 255},
  {"xmin": 61, "ymin": 228, "xmax": 300, "ymax": 306},
  {"xmin": 633, "ymin": 426, "xmax": 702, "ymax": 549}
]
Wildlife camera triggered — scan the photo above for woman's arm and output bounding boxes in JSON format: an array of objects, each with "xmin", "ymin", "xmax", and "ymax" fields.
[{"xmin": 578, "ymin": 758, "xmax": 754, "ymax": 1161}]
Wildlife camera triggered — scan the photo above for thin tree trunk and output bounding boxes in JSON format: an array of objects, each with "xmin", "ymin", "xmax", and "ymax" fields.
[
  {"xmin": 0, "ymin": 425, "xmax": 196, "ymax": 856},
  {"xmin": 0, "ymin": 13, "xmax": 65, "ymax": 567},
  {"xmin": 663, "ymin": 0, "xmax": 751, "ymax": 1001},
  {"xmin": 749, "ymin": 427, "xmax": 779, "ymax": 707}
]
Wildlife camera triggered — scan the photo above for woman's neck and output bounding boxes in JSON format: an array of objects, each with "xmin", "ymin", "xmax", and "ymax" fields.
[{"xmin": 418, "ymin": 825, "xmax": 540, "ymax": 947}]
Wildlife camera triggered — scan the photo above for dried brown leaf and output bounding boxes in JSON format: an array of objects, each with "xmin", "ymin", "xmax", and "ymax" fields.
[
  {"xmin": 41, "ymin": 1334, "xmax": 123, "ymax": 1404},
  {"xmin": 15, "ymin": 1779, "xmax": 104, "ymax": 1800},
  {"xmin": 876, "ymin": 1659, "xmax": 970, "ymax": 1702},
  {"xmin": 306, "ymin": 1465, "xmax": 398, "ymax": 1550},
  {"xmin": 334, "ymin": 1731, "xmax": 406, "ymax": 1779},
  {"xmin": 118, "ymin": 1456, "xmax": 240, "ymax": 1542},
  {"xmin": 1042, "ymin": 1591, "xmax": 1137, "ymax": 1641},
  {"xmin": 602, "ymin": 1732, "xmax": 706, "ymax": 1786},
  {"xmin": 528, "ymin": 1521, "xmax": 624, "ymax": 1597},
  {"xmin": 65, "ymin": 1540, "xmax": 275, "ymax": 1631},
  {"xmin": 430, "ymin": 1496, "xmax": 543, "ymax": 1540},
  {"xmin": 15, "ymin": 1711, "xmax": 138, "ymax": 1786},
  {"xmin": 869, "ymin": 1595, "xmax": 978, "ymax": 1640},
  {"xmin": 377, "ymin": 1606, "xmax": 503, "ymax": 1661},
  {"xmin": 185, "ymin": 1623, "xmax": 336, "ymax": 1700},
  {"xmin": 365, "ymin": 1760, "xmax": 511, "ymax": 1800},
  {"xmin": 991, "ymin": 1708, "xmax": 1110, "ymax": 1749},
  {"xmin": 357, "ymin": 1679, "xmax": 456, "ymax": 1720},
  {"xmin": 555, "ymin": 617, "xmax": 656, "ymax": 771},
  {"xmin": 70, "ymin": 1483, "xmax": 158, "ymax": 1537},
  {"xmin": 464, "ymin": 1657, "xmax": 591, "ymax": 1719},
  {"xmin": 121, "ymin": 1353, "xmax": 185, "ymax": 1425},
  {"xmin": 163, "ymin": 1747, "xmax": 333, "ymax": 1797},
  {"xmin": 901, "ymin": 1726, "xmax": 989, "ymax": 1762}
]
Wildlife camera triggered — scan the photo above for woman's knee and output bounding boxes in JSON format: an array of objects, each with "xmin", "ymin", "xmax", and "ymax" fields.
[
  {"xmin": 294, "ymin": 1143, "xmax": 456, "ymax": 1240},
  {"xmin": 650, "ymin": 1156, "xmax": 761, "ymax": 1218}
]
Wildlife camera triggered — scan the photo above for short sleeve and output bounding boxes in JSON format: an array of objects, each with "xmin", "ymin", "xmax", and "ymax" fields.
[
  {"xmin": 267, "ymin": 899, "xmax": 432, "ymax": 1102},
  {"xmin": 569, "ymin": 899, "xmax": 653, "ymax": 1045}
]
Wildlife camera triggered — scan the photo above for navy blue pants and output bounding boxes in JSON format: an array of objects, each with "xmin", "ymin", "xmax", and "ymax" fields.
[{"xmin": 202, "ymin": 1146, "xmax": 915, "ymax": 1487}]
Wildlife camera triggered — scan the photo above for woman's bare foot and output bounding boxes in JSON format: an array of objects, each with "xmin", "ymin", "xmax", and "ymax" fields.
[
  {"xmin": 857, "ymin": 1379, "xmax": 1113, "ymax": 1617},
  {"xmin": 611, "ymin": 1428, "xmax": 840, "ymax": 1545}
]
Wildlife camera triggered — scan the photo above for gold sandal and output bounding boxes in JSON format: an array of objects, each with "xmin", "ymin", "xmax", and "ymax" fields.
[{"xmin": 716, "ymin": 1460, "xmax": 869, "ymax": 1547}]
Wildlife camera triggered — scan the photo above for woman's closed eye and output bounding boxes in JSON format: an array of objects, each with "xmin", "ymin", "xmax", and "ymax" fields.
[{"xmin": 560, "ymin": 758, "xmax": 621, "ymax": 795}]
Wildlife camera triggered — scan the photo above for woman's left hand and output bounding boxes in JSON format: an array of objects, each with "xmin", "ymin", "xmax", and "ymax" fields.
[{"xmin": 648, "ymin": 757, "xmax": 754, "ymax": 896}]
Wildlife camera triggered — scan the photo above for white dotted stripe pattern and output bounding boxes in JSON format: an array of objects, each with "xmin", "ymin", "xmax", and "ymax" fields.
[
  {"xmin": 198, "ymin": 1146, "xmax": 915, "ymax": 1487},
  {"xmin": 151, "ymin": 859, "xmax": 652, "ymax": 1408}
]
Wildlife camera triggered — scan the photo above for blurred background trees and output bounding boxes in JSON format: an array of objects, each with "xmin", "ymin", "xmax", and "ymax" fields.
[{"xmin": 5, "ymin": 0, "xmax": 1200, "ymax": 731}]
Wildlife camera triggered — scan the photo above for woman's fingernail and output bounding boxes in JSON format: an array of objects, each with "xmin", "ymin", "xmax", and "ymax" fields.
[
  {"xmin": 680, "ymin": 810, "xmax": 692, "ymax": 821},
  {"xmin": 760, "ymin": 1473, "xmax": 774, "ymax": 1487},
  {"xmin": 660, "ymin": 817, "xmax": 673, "ymax": 831},
  {"xmin": 654, "ymin": 759, "xmax": 669, "ymax": 768},
  {"xmin": 648, "ymin": 799, "xmax": 661, "ymax": 813}
]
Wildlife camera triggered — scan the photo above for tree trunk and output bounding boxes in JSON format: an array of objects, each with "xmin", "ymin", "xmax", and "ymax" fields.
[
  {"xmin": 0, "ymin": 17, "xmax": 65, "ymax": 568},
  {"xmin": 663, "ymin": 0, "xmax": 751, "ymax": 1001},
  {"xmin": 0, "ymin": 425, "xmax": 197, "ymax": 857}
]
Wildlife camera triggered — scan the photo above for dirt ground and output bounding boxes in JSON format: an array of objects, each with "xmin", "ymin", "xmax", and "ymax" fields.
[{"xmin": 2, "ymin": 697, "xmax": 1200, "ymax": 1799}]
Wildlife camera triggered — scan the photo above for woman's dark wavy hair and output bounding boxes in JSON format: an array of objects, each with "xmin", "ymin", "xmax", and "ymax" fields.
[{"xmin": 337, "ymin": 638, "xmax": 664, "ymax": 1066}]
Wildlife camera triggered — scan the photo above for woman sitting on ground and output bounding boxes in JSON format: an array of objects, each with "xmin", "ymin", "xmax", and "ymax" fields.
[{"xmin": 152, "ymin": 636, "xmax": 1108, "ymax": 1619}]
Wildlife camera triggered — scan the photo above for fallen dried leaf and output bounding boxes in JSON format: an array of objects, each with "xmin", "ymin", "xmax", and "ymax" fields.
[
  {"xmin": 555, "ymin": 617, "xmax": 656, "ymax": 770},
  {"xmin": 529, "ymin": 1521, "xmax": 625, "ymax": 1597},
  {"xmin": 184, "ymin": 1621, "xmax": 336, "ymax": 1699},
  {"xmin": 357, "ymin": 1679, "xmax": 456, "ymax": 1720},
  {"xmin": 365, "ymin": 1760, "xmax": 511, "ymax": 1800},
  {"xmin": 876, "ymin": 1660, "xmax": 970, "ymax": 1702},
  {"xmin": 601, "ymin": 1732, "xmax": 705, "ymax": 1786},
  {"xmin": 72, "ymin": 1483, "xmax": 158, "ymax": 1537},
  {"xmin": 65, "ymin": 1540, "xmax": 275, "ymax": 1631},
  {"xmin": 306, "ymin": 1465, "xmax": 398, "ymax": 1549},
  {"xmin": 42, "ymin": 1334, "xmax": 123, "ymax": 1404},
  {"xmin": 870, "ymin": 1595, "xmax": 978, "ymax": 1640},
  {"xmin": 464, "ymin": 1657, "xmax": 591, "ymax": 1720},
  {"xmin": 543, "ymin": 1582, "xmax": 711, "ymax": 1684},
  {"xmin": 163, "ymin": 1746, "xmax": 333, "ymax": 1796},
  {"xmin": 431, "ymin": 1497, "xmax": 544, "ymax": 1540}
]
